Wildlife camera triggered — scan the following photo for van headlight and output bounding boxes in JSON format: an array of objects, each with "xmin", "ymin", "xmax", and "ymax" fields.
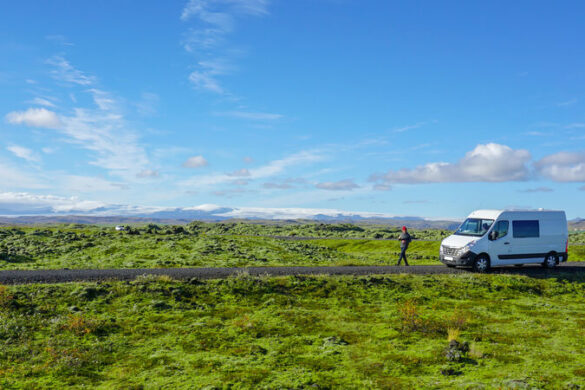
[{"xmin": 458, "ymin": 241, "xmax": 477, "ymax": 256}]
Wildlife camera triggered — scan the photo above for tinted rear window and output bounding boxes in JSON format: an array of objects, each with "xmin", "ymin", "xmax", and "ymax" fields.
[{"xmin": 512, "ymin": 220, "xmax": 540, "ymax": 238}]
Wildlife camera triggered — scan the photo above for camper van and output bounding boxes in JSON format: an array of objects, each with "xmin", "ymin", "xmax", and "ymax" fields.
[{"xmin": 440, "ymin": 210, "xmax": 568, "ymax": 272}]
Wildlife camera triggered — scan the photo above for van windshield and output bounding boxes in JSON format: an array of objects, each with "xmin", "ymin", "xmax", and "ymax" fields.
[{"xmin": 454, "ymin": 218, "xmax": 494, "ymax": 237}]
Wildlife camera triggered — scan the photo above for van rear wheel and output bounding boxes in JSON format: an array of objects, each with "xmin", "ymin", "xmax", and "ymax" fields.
[
  {"xmin": 542, "ymin": 253, "xmax": 557, "ymax": 268},
  {"xmin": 473, "ymin": 255, "xmax": 490, "ymax": 273}
]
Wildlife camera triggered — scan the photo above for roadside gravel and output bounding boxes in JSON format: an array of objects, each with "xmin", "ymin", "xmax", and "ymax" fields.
[{"xmin": 1, "ymin": 262, "xmax": 584, "ymax": 284}]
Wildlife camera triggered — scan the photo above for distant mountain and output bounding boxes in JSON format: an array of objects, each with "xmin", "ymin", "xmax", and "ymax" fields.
[
  {"xmin": 569, "ymin": 218, "xmax": 585, "ymax": 231},
  {"xmin": 0, "ymin": 204, "xmax": 461, "ymax": 229}
]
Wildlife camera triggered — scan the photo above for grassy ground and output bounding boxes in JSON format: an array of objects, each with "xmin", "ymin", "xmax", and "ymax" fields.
[
  {"xmin": 1, "ymin": 226, "xmax": 583, "ymax": 270},
  {"xmin": 1, "ymin": 273, "xmax": 585, "ymax": 389}
]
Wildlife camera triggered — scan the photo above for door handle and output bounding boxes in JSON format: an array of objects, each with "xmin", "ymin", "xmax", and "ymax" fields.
[{"xmin": 504, "ymin": 242, "xmax": 510, "ymax": 245}]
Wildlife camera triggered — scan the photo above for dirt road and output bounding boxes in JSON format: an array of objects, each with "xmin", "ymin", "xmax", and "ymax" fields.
[{"xmin": 1, "ymin": 262, "xmax": 584, "ymax": 284}]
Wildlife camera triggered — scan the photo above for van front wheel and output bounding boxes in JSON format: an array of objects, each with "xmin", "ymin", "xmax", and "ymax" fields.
[
  {"xmin": 473, "ymin": 255, "xmax": 490, "ymax": 273},
  {"xmin": 542, "ymin": 253, "xmax": 557, "ymax": 268}
]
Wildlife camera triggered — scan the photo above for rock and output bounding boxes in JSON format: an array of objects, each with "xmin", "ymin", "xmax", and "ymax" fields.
[
  {"xmin": 322, "ymin": 336, "xmax": 349, "ymax": 347},
  {"xmin": 445, "ymin": 340, "xmax": 469, "ymax": 362},
  {"xmin": 151, "ymin": 301, "xmax": 172, "ymax": 310}
]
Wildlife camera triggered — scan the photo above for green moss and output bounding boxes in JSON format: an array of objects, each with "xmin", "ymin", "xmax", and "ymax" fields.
[{"xmin": 1, "ymin": 274, "xmax": 585, "ymax": 388}]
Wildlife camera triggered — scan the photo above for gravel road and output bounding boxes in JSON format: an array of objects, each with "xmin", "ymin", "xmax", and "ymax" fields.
[{"xmin": 1, "ymin": 262, "xmax": 584, "ymax": 284}]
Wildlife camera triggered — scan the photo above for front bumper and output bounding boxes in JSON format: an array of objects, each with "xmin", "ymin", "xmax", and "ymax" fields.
[{"xmin": 440, "ymin": 251, "xmax": 477, "ymax": 266}]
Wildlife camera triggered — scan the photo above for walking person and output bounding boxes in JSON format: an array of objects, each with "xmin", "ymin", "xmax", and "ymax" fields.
[{"xmin": 396, "ymin": 226, "xmax": 412, "ymax": 266}]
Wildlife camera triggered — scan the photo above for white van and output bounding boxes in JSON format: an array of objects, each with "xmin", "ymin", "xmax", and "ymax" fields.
[{"xmin": 440, "ymin": 209, "xmax": 568, "ymax": 272}]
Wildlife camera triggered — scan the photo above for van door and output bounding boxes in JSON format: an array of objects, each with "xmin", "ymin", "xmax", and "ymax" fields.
[
  {"xmin": 488, "ymin": 220, "xmax": 510, "ymax": 266},
  {"xmin": 508, "ymin": 220, "xmax": 542, "ymax": 264}
]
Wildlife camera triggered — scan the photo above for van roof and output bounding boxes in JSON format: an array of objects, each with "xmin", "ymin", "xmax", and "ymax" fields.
[{"xmin": 467, "ymin": 209, "xmax": 565, "ymax": 220}]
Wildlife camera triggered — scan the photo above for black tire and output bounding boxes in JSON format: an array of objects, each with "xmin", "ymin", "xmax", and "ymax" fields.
[
  {"xmin": 514, "ymin": 264, "xmax": 524, "ymax": 267},
  {"xmin": 542, "ymin": 253, "xmax": 558, "ymax": 268},
  {"xmin": 472, "ymin": 255, "xmax": 490, "ymax": 273},
  {"xmin": 446, "ymin": 264, "xmax": 456, "ymax": 268}
]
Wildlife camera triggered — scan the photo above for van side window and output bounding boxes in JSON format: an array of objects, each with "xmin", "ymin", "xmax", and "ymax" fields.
[
  {"xmin": 494, "ymin": 220, "xmax": 509, "ymax": 239},
  {"xmin": 512, "ymin": 220, "xmax": 540, "ymax": 238}
]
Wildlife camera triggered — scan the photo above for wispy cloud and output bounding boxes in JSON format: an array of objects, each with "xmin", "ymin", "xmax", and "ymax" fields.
[
  {"xmin": 180, "ymin": 0, "xmax": 270, "ymax": 94},
  {"xmin": 28, "ymin": 97, "xmax": 57, "ymax": 108},
  {"xmin": 0, "ymin": 162, "xmax": 47, "ymax": 190},
  {"xmin": 180, "ymin": 149, "xmax": 324, "ymax": 188},
  {"xmin": 557, "ymin": 98, "xmax": 578, "ymax": 107},
  {"xmin": 263, "ymin": 177, "xmax": 306, "ymax": 190},
  {"xmin": 227, "ymin": 168, "xmax": 250, "ymax": 177},
  {"xmin": 61, "ymin": 175, "xmax": 129, "ymax": 193},
  {"xmin": 565, "ymin": 123, "xmax": 585, "ymax": 129},
  {"xmin": 6, "ymin": 145, "xmax": 40, "ymax": 163},
  {"xmin": 135, "ymin": 92, "xmax": 159, "ymax": 116},
  {"xmin": 6, "ymin": 57, "xmax": 151, "ymax": 180},
  {"xmin": 215, "ymin": 110, "xmax": 283, "ymax": 120},
  {"xmin": 46, "ymin": 56, "xmax": 96, "ymax": 85},
  {"xmin": 373, "ymin": 183, "xmax": 392, "ymax": 191},
  {"xmin": 392, "ymin": 120, "xmax": 436, "ymax": 133},
  {"xmin": 136, "ymin": 169, "xmax": 160, "ymax": 179},
  {"xmin": 315, "ymin": 179, "xmax": 359, "ymax": 191},
  {"xmin": 45, "ymin": 34, "xmax": 74, "ymax": 47},
  {"xmin": 518, "ymin": 187, "xmax": 553, "ymax": 193}
]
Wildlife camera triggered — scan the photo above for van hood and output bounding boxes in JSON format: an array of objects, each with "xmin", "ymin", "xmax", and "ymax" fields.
[{"xmin": 441, "ymin": 234, "xmax": 480, "ymax": 248}]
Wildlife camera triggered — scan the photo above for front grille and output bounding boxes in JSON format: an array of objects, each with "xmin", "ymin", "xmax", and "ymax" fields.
[{"xmin": 442, "ymin": 246, "xmax": 458, "ymax": 256}]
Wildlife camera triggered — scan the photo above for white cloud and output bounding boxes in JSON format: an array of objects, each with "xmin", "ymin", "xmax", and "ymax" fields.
[
  {"xmin": 5, "ymin": 107, "xmax": 62, "ymax": 128},
  {"xmin": 215, "ymin": 205, "xmax": 394, "ymax": 220},
  {"xmin": 6, "ymin": 145, "xmax": 40, "ymax": 163},
  {"xmin": 0, "ymin": 192, "xmax": 106, "ymax": 215},
  {"xmin": 182, "ymin": 155, "xmax": 208, "ymax": 168},
  {"xmin": 216, "ymin": 110, "xmax": 283, "ymax": 120},
  {"xmin": 47, "ymin": 56, "xmax": 96, "ymax": 85},
  {"xmin": 0, "ymin": 193, "xmax": 405, "ymax": 220},
  {"xmin": 243, "ymin": 156, "xmax": 254, "ymax": 163},
  {"xmin": 534, "ymin": 151, "xmax": 585, "ymax": 182},
  {"xmin": 315, "ymin": 179, "xmax": 359, "ymax": 191},
  {"xmin": 374, "ymin": 143, "xmax": 531, "ymax": 184}
]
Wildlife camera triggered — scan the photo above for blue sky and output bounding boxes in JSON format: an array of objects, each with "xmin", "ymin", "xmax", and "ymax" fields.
[{"xmin": 1, "ymin": 0, "xmax": 585, "ymax": 219}]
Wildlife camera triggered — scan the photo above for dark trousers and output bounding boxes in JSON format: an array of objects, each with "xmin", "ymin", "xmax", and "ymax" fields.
[{"xmin": 397, "ymin": 247, "xmax": 409, "ymax": 266}]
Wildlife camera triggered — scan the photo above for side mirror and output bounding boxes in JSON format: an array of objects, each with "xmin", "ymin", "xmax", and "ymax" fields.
[{"xmin": 489, "ymin": 231, "xmax": 498, "ymax": 240}]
